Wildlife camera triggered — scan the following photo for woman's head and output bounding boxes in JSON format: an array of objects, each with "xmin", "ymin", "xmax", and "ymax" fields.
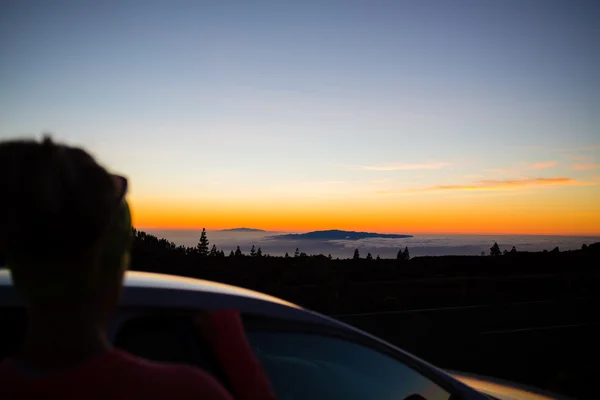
[{"xmin": 0, "ymin": 136, "xmax": 132, "ymax": 310}]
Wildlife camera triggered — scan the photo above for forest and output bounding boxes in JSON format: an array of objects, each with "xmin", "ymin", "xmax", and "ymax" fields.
[{"xmin": 130, "ymin": 228, "xmax": 600, "ymax": 315}]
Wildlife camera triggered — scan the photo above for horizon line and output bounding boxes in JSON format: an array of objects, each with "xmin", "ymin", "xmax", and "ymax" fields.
[{"xmin": 133, "ymin": 227, "xmax": 600, "ymax": 237}]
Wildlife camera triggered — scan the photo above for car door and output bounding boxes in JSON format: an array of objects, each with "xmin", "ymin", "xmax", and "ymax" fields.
[{"xmin": 242, "ymin": 314, "xmax": 475, "ymax": 400}]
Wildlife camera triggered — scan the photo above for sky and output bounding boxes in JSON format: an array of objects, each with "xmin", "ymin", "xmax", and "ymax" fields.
[{"xmin": 1, "ymin": 0, "xmax": 599, "ymax": 235}]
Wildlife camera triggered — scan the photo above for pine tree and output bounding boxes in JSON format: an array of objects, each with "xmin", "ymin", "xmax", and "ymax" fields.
[
  {"xmin": 219, "ymin": 250, "xmax": 225, "ymax": 257},
  {"xmin": 197, "ymin": 228, "xmax": 209, "ymax": 257},
  {"xmin": 510, "ymin": 246, "xmax": 517, "ymax": 254},
  {"xmin": 294, "ymin": 248, "xmax": 300, "ymax": 258},
  {"xmin": 229, "ymin": 250, "xmax": 235, "ymax": 257},
  {"xmin": 284, "ymin": 252, "xmax": 290, "ymax": 258},
  {"xmin": 366, "ymin": 253, "xmax": 373, "ymax": 261},
  {"xmin": 235, "ymin": 246, "xmax": 243, "ymax": 257},
  {"xmin": 328, "ymin": 254, "xmax": 332, "ymax": 260},
  {"xmin": 256, "ymin": 247, "xmax": 263, "ymax": 257},
  {"xmin": 397, "ymin": 249, "xmax": 403, "ymax": 260},
  {"xmin": 376, "ymin": 255, "xmax": 381, "ymax": 261},
  {"xmin": 353, "ymin": 248, "xmax": 360, "ymax": 260},
  {"xmin": 490, "ymin": 242, "xmax": 501, "ymax": 257},
  {"xmin": 250, "ymin": 245, "xmax": 256, "ymax": 257},
  {"xmin": 403, "ymin": 246, "xmax": 410, "ymax": 260},
  {"xmin": 209, "ymin": 244, "xmax": 218, "ymax": 257}
]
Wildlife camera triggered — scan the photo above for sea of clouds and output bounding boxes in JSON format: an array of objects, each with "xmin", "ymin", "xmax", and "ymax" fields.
[{"xmin": 145, "ymin": 230, "xmax": 600, "ymax": 259}]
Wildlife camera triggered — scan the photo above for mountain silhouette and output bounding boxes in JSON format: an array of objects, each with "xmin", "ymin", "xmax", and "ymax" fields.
[
  {"xmin": 273, "ymin": 230, "xmax": 413, "ymax": 241},
  {"xmin": 220, "ymin": 228, "xmax": 266, "ymax": 232}
]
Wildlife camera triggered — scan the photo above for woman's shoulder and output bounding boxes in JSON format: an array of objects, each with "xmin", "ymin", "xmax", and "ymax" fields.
[{"xmin": 108, "ymin": 350, "xmax": 234, "ymax": 399}]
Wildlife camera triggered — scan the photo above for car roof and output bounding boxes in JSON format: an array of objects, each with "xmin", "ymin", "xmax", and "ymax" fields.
[
  {"xmin": 0, "ymin": 268, "xmax": 489, "ymax": 399},
  {"xmin": 0, "ymin": 268, "xmax": 299, "ymax": 309}
]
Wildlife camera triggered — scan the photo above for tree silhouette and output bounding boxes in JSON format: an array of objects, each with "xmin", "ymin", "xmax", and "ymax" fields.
[
  {"xmin": 510, "ymin": 246, "xmax": 517, "ymax": 254},
  {"xmin": 366, "ymin": 253, "xmax": 373, "ymax": 261},
  {"xmin": 503, "ymin": 249, "xmax": 508, "ymax": 256},
  {"xmin": 403, "ymin": 247, "xmax": 410, "ymax": 260},
  {"xmin": 284, "ymin": 252, "xmax": 290, "ymax": 258},
  {"xmin": 219, "ymin": 250, "xmax": 225, "ymax": 257},
  {"xmin": 353, "ymin": 249, "xmax": 360, "ymax": 260},
  {"xmin": 328, "ymin": 254, "xmax": 332, "ymax": 260},
  {"xmin": 551, "ymin": 246, "xmax": 560, "ymax": 253},
  {"xmin": 209, "ymin": 244, "xmax": 218, "ymax": 257},
  {"xmin": 197, "ymin": 228, "xmax": 210, "ymax": 257},
  {"xmin": 376, "ymin": 255, "xmax": 381, "ymax": 261},
  {"xmin": 490, "ymin": 242, "xmax": 501, "ymax": 257},
  {"xmin": 256, "ymin": 247, "xmax": 263, "ymax": 257},
  {"xmin": 294, "ymin": 248, "xmax": 300, "ymax": 258},
  {"xmin": 235, "ymin": 246, "xmax": 243, "ymax": 257},
  {"xmin": 250, "ymin": 245, "xmax": 256, "ymax": 257},
  {"xmin": 229, "ymin": 250, "xmax": 235, "ymax": 257},
  {"xmin": 397, "ymin": 249, "xmax": 403, "ymax": 260},
  {"xmin": 582, "ymin": 244, "xmax": 588, "ymax": 250}
]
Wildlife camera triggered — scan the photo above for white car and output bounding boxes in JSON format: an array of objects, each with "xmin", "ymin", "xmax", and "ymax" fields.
[{"xmin": 0, "ymin": 269, "xmax": 565, "ymax": 400}]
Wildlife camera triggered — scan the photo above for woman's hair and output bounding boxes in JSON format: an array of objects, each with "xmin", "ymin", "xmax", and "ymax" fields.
[{"xmin": 0, "ymin": 136, "xmax": 130, "ymax": 305}]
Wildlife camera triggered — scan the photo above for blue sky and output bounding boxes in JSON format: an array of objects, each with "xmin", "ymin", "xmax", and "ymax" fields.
[{"xmin": 1, "ymin": 1, "xmax": 599, "ymax": 233}]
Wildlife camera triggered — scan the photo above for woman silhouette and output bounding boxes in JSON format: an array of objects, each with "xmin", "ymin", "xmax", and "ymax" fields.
[{"xmin": 0, "ymin": 137, "xmax": 233, "ymax": 399}]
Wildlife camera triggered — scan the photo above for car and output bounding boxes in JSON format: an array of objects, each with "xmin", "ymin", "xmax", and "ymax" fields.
[{"xmin": 0, "ymin": 269, "xmax": 564, "ymax": 400}]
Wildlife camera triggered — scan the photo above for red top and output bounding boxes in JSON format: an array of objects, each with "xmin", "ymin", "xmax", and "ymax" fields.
[
  {"xmin": 197, "ymin": 310, "xmax": 277, "ymax": 400},
  {"xmin": 0, "ymin": 349, "xmax": 234, "ymax": 400}
]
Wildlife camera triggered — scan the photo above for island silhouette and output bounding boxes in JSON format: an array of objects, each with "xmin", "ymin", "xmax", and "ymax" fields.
[
  {"xmin": 272, "ymin": 229, "xmax": 413, "ymax": 240},
  {"xmin": 220, "ymin": 228, "xmax": 267, "ymax": 232}
]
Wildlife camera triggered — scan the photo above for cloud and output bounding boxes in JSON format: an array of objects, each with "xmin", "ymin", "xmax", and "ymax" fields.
[
  {"xmin": 463, "ymin": 174, "xmax": 485, "ymax": 179},
  {"xmin": 487, "ymin": 162, "xmax": 558, "ymax": 174},
  {"xmin": 517, "ymin": 145, "xmax": 600, "ymax": 153},
  {"xmin": 564, "ymin": 155, "xmax": 591, "ymax": 161},
  {"xmin": 409, "ymin": 177, "xmax": 595, "ymax": 193},
  {"xmin": 573, "ymin": 164, "xmax": 600, "ymax": 171},
  {"xmin": 554, "ymin": 145, "xmax": 600, "ymax": 152},
  {"xmin": 532, "ymin": 161, "xmax": 557, "ymax": 169},
  {"xmin": 354, "ymin": 162, "xmax": 451, "ymax": 171},
  {"xmin": 370, "ymin": 178, "xmax": 393, "ymax": 184},
  {"xmin": 484, "ymin": 167, "xmax": 518, "ymax": 174}
]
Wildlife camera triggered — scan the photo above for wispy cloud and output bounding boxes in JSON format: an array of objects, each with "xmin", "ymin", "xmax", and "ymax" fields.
[
  {"xmin": 526, "ymin": 145, "xmax": 600, "ymax": 152},
  {"xmin": 532, "ymin": 161, "xmax": 557, "ymax": 169},
  {"xmin": 408, "ymin": 177, "xmax": 595, "ymax": 193},
  {"xmin": 563, "ymin": 154, "xmax": 591, "ymax": 161},
  {"xmin": 554, "ymin": 145, "xmax": 600, "ymax": 152},
  {"xmin": 487, "ymin": 162, "xmax": 558, "ymax": 174},
  {"xmin": 353, "ymin": 162, "xmax": 451, "ymax": 171},
  {"xmin": 573, "ymin": 164, "xmax": 600, "ymax": 171},
  {"xmin": 370, "ymin": 178, "xmax": 393, "ymax": 184},
  {"xmin": 484, "ymin": 167, "xmax": 518, "ymax": 174}
]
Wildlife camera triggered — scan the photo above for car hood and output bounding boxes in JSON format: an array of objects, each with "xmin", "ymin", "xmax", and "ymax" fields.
[{"xmin": 449, "ymin": 371, "xmax": 571, "ymax": 400}]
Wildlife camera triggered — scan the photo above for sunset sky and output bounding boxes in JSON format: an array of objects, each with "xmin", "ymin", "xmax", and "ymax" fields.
[{"xmin": 1, "ymin": 1, "xmax": 599, "ymax": 235}]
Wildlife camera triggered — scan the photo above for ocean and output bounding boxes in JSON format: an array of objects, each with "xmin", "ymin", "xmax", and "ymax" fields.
[{"xmin": 144, "ymin": 230, "xmax": 600, "ymax": 259}]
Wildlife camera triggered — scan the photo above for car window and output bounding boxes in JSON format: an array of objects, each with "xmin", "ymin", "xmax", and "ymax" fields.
[
  {"xmin": 246, "ymin": 331, "xmax": 451, "ymax": 400},
  {"xmin": 0, "ymin": 307, "xmax": 27, "ymax": 362},
  {"xmin": 113, "ymin": 313, "xmax": 231, "ymax": 389}
]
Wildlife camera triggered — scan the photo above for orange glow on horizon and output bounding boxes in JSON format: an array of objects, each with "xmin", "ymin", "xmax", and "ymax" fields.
[{"xmin": 129, "ymin": 189, "xmax": 600, "ymax": 236}]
